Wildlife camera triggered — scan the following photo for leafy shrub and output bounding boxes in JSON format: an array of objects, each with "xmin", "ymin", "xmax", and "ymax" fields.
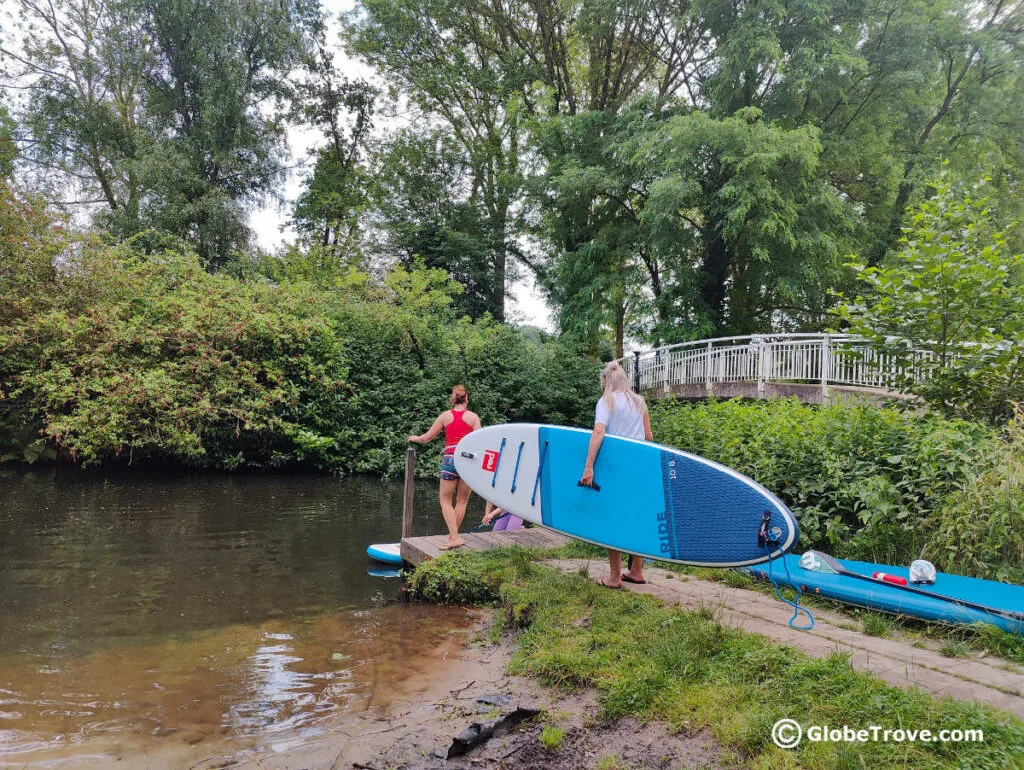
[
  {"xmin": 837, "ymin": 175, "xmax": 1024, "ymax": 423},
  {"xmin": 4, "ymin": 246, "xmax": 350, "ymax": 467},
  {"xmin": 0, "ymin": 185, "xmax": 600, "ymax": 471},
  {"xmin": 924, "ymin": 409, "xmax": 1024, "ymax": 584},
  {"xmin": 405, "ymin": 551, "xmax": 501, "ymax": 604},
  {"xmin": 650, "ymin": 397, "xmax": 1023, "ymax": 581},
  {"xmin": 0, "ymin": 182, "xmax": 69, "ymax": 462}
]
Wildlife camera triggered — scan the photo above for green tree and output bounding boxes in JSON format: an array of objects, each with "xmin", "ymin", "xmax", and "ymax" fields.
[
  {"xmin": 785, "ymin": 0, "xmax": 1024, "ymax": 263},
  {"xmin": 837, "ymin": 175, "xmax": 1024, "ymax": 422},
  {"xmin": 531, "ymin": 106, "xmax": 658, "ymax": 353},
  {"xmin": 1, "ymin": 0, "xmax": 152, "ymax": 216},
  {"xmin": 369, "ymin": 130, "xmax": 502, "ymax": 319},
  {"xmin": 1, "ymin": 0, "xmax": 319, "ymax": 265},
  {"xmin": 344, "ymin": 0, "xmax": 527, "ymax": 320},
  {"xmin": 345, "ymin": 0, "xmax": 714, "ymax": 323},
  {"xmin": 0, "ymin": 101, "xmax": 17, "ymax": 178},
  {"xmin": 138, "ymin": 0, "xmax": 319, "ymax": 265},
  {"xmin": 534, "ymin": 103, "xmax": 859, "ymax": 344},
  {"xmin": 291, "ymin": 18, "xmax": 377, "ymax": 260},
  {"xmin": 635, "ymin": 107, "xmax": 858, "ymax": 337}
]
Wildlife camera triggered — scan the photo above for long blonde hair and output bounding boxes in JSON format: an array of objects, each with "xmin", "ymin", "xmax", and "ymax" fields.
[{"xmin": 600, "ymin": 361, "xmax": 645, "ymax": 414}]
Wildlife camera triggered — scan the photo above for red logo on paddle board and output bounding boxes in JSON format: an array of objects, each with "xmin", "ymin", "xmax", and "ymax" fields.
[{"xmin": 482, "ymin": 450, "xmax": 499, "ymax": 472}]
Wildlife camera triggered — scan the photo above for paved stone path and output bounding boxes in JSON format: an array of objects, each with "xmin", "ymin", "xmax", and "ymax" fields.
[{"xmin": 545, "ymin": 559, "xmax": 1024, "ymax": 720}]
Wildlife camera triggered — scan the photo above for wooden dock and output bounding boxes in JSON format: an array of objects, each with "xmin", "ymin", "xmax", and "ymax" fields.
[
  {"xmin": 400, "ymin": 527, "xmax": 571, "ymax": 567},
  {"xmin": 394, "ymin": 447, "xmax": 571, "ymax": 567}
]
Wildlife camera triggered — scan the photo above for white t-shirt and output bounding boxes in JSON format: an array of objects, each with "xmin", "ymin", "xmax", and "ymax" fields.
[{"xmin": 594, "ymin": 392, "xmax": 646, "ymax": 440}]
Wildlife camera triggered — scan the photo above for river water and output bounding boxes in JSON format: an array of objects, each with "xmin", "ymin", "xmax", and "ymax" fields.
[{"xmin": 0, "ymin": 468, "xmax": 484, "ymax": 767}]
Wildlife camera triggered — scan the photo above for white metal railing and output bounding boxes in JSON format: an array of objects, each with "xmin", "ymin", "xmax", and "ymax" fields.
[{"xmin": 617, "ymin": 333, "xmax": 937, "ymax": 398}]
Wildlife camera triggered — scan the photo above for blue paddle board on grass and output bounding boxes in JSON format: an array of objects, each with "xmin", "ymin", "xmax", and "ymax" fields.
[
  {"xmin": 746, "ymin": 555, "xmax": 1024, "ymax": 634},
  {"xmin": 454, "ymin": 424, "xmax": 798, "ymax": 567},
  {"xmin": 366, "ymin": 542, "xmax": 403, "ymax": 565}
]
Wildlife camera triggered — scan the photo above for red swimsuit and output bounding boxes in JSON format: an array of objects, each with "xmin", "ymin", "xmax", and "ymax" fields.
[{"xmin": 444, "ymin": 409, "xmax": 473, "ymax": 455}]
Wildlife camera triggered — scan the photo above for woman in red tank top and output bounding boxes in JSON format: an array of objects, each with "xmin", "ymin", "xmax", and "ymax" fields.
[{"xmin": 408, "ymin": 385, "xmax": 482, "ymax": 549}]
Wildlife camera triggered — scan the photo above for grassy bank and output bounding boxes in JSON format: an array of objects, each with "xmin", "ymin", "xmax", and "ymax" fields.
[{"xmin": 408, "ymin": 549, "xmax": 1024, "ymax": 769}]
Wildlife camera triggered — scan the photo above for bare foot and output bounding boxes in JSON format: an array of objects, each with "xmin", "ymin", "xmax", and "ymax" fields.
[
  {"xmin": 621, "ymin": 573, "xmax": 646, "ymax": 584},
  {"xmin": 595, "ymin": 575, "xmax": 622, "ymax": 589},
  {"xmin": 439, "ymin": 541, "xmax": 466, "ymax": 551}
]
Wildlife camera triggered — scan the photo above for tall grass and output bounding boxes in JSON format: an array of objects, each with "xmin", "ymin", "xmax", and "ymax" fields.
[{"xmin": 417, "ymin": 552, "xmax": 1024, "ymax": 768}]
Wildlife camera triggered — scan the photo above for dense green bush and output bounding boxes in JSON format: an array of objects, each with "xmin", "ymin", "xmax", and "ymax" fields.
[
  {"xmin": 4, "ymin": 246, "xmax": 350, "ymax": 467},
  {"xmin": 923, "ymin": 411, "xmax": 1024, "ymax": 583},
  {"xmin": 0, "ymin": 185, "xmax": 600, "ymax": 471},
  {"xmin": 321, "ymin": 275, "xmax": 600, "ymax": 476},
  {"xmin": 837, "ymin": 175, "xmax": 1024, "ymax": 423},
  {"xmin": 650, "ymin": 398, "xmax": 1023, "ymax": 582},
  {"xmin": 405, "ymin": 550, "xmax": 500, "ymax": 604}
]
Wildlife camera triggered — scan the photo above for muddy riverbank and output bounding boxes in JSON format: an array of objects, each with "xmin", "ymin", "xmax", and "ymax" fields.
[{"xmin": 220, "ymin": 612, "xmax": 724, "ymax": 770}]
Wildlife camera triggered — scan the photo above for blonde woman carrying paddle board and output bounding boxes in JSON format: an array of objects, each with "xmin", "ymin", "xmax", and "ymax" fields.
[{"xmin": 580, "ymin": 361, "xmax": 653, "ymax": 588}]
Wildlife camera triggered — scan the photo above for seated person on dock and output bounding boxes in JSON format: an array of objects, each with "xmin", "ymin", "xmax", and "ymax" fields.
[{"xmin": 483, "ymin": 502, "xmax": 523, "ymax": 531}]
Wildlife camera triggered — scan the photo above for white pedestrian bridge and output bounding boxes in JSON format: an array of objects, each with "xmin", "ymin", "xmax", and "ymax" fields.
[{"xmin": 618, "ymin": 333, "xmax": 934, "ymax": 402}]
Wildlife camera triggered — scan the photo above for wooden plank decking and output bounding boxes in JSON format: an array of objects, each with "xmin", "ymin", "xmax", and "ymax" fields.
[{"xmin": 400, "ymin": 527, "xmax": 571, "ymax": 566}]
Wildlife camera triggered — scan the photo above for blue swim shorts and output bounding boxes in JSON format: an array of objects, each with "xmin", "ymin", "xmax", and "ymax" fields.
[{"xmin": 440, "ymin": 453, "xmax": 459, "ymax": 481}]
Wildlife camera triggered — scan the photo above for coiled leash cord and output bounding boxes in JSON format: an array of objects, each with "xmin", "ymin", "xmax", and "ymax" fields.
[{"xmin": 758, "ymin": 511, "xmax": 814, "ymax": 630}]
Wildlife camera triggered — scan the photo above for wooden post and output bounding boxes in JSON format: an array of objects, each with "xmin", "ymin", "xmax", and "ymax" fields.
[{"xmin": 402, "ymin": 447, "xmax": 416, "ymax": 539}]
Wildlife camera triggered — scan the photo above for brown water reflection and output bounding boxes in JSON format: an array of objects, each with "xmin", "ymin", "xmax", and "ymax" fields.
[
  {"xmin": 0, "ymin": 468, "xmax": 486, "ymax": 767},
  {"xmin": 1, "ymin": 603, "xmax": 473, "ymax": 766}
]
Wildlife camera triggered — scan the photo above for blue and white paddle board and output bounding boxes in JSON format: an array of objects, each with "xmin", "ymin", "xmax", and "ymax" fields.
[
  {"xmin": 454, "ymin": 424, "xmax": 798, "ymax": 567},
  {"xmin": 366, "ymin": 542, "xmax": 403, "ymax": 565},
  {"xmin": 746, "ymin": 555, "xmax": 1024, "ymax": 634}
]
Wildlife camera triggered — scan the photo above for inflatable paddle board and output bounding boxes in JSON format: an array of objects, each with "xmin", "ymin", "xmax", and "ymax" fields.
[
  {"xmin": 366, "ymin": 542, "xmax": 403, "ymax": 565},
  {"xmin": 454, "ymin": 424, "xmax": 798, "ymax": 567},
  {"xmin": 746, "ymin": 555, "xmax": 1024, "ymax": 634}
]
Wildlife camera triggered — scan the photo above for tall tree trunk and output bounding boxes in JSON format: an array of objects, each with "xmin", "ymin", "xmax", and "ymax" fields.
[
  {"xmin": 490, "ymin": 209, "xmax": 507, "ymax": 322},
  {"xmin": 700, "ymin": 216, "xmax": 730, "ymax": 332},
  {"xmin": 615, "ymin": 295, "xmax": 625, "ymax": 358}
]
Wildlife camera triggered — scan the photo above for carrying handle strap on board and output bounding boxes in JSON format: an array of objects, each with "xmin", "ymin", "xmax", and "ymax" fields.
[
  {"xmin": 510, "ymin": 441, "xmax": 525, "ymax": 493},
  {"xmin": 530, "ymin": 440, "xmax": 549, "ymax": 506},
  {"xmin": 490, "ymin": 438, "xmax": 507, "ymax": 488},
  {"xmin": 577, "ymin": 480, "xmax": 601, "ymax": 492}
]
